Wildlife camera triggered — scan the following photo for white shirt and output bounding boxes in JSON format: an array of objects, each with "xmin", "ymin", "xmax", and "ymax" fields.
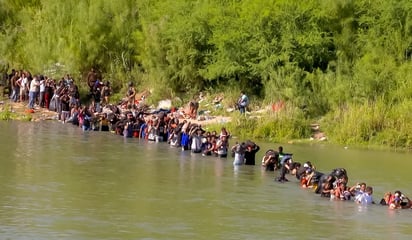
[
  {"xmin": 356, "ymin": 192, "xmax": 373, "ymax": 204},
  {"xmin": 39, "ymin": 80, "xmax": 46, "ymax": 92},
  {"xmin": 239, "ymin": 94, "xmax": 249, "ymax": 107},
  {"xmin": 19, "ymin": 77, "xmax": 28, "ymax": 89},
  {"xmin": 191, "ymin": 134, "xmax": 202, "ymax": 151},
  {"xmin": 29, "ymin": 79, "xmax": 40, "ymax": 92}
]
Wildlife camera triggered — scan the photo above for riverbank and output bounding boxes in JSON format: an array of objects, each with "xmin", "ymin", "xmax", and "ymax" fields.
[
  {"xmin": 0, "ymin": 101, "xmax": 58, "ymax": 121},
  {"xmin": 0, "ymin": 99, "xmax": 233, "ymax": 126}
]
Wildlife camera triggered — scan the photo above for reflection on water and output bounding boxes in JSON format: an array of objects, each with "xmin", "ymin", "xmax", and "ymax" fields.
[{"xmin": 0, "ymin": 121, "xmax": 411, "ymax": 239}]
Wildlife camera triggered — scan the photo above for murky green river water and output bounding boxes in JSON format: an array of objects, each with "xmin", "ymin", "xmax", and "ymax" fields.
[{"xmin": 0, "ymin": 121, "xmax": 411, "ymax": 239}]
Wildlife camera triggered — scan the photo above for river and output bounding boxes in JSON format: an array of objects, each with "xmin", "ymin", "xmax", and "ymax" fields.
[{"xmin": 0, "ymin": 121, "xmax": 411, "ymax": 239}]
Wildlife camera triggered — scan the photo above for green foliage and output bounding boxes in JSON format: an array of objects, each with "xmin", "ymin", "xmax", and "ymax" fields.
[
  {"xmin": 374, "ymin": 100, "xmax": 412, "ymax": 149},
  {"xmin": 20, "ymin": 113, "xmax": 32, "ymax": 122},
  {"xmin": 0, "ymin": 104, "xmax": 13, "ymax": 120},
  {"xmin": 207, "ymin": 102, "xmax": 311, "ymax": 143},
  {"xmin": 252, "ymin": 103, "xmax": 311, "ymax": 142},
  {"xmin": 323, "ymin": 98, "xmax": 388, "ymax": 145},
  {"xmin": 1, "ymin": 0, "xmax": 412, "ymax": 148}
]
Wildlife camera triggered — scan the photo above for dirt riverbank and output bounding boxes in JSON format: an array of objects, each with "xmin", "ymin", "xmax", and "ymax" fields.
[
  {"xmin": 0, "ymin": 100, "xmax": 231, "ymax": 125},
  {"xmin": 0, "ymin": 101, "xmax": 58, "ymax": 121}
]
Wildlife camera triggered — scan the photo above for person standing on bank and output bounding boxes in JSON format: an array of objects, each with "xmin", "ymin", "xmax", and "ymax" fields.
[
  {"xmin": 28, "ymin": 75, "xmax": 40, "ymax": 109},
  {"xmin": 87, "ymin": 67, "xmax": 98, "ymax": 92},
  {"xmin": 39, "ymin": 76, "xmax": 46, "ymax": 108},
  {"xmin": 126, "ymin": 82, "xmax": 136, "ymax": 106},
  {"xmin": 237, "ymin": 91, "xmax": 249, "ymax": 114}
]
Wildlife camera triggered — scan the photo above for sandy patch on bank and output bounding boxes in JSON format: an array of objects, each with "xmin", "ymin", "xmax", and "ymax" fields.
[
  {"xmin": 188, "ymin": 116, "xmax": 232, "ymax": 126},
  {"xmin": 0, "ymin": 101, "xmax": 58, "ymax": 121},
  {"xmin": 1, "ymin": 100, "xmax": 231, "ymax": 125}
]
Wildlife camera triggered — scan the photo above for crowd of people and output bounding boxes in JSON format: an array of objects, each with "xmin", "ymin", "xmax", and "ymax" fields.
[
  {"xmin": 5, "ymin": 69, "xmax": 80, "ymax": 111},
  {"xmin": 1, "ymin": 68, "xmax": 411, "ymax": 211},
  {"xmin": 260, "ymin": 147, "xmax": 412, "ymax": 209}
]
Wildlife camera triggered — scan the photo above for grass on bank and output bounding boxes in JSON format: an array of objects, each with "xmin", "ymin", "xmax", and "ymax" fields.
[
  {"xmin": 191, "ymin": 91, "xmax": 412, "ymax": 151},
  {"xmin": 0, "ymin": 102, "xmax": 33, "ymax": 121},
  {"xmin": 197, "ymin": 93, "xmax": 312, "ymax": 143},
  {"xmin": 0, "ymin": 103, "xmax": 14, "ymax": 120},
  {"xmin": 322, "ymin": 98, "xmax": 412, "ymax": 151}
]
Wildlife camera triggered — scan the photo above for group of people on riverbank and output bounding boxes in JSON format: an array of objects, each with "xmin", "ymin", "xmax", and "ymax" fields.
[
  {"xmin": 5, "ymin": 69, "xmax": 78, "ymax": 111},
  {"xmin": 2, "ymin": 68, "xmax": 111, "ymax": 119}
]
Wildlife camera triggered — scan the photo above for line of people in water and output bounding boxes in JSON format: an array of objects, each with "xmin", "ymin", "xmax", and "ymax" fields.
[
  {"xmin": 3, "ymin": 69, "xmax": 410, "ymax": 211},
  {"xmin": 72, "ymin": 97, "xmax": 411, "ymax": 210},
  {"xmin": 60, "ymin": 82, "xmax": 412, "ymax": 211},
  {"xmin": 260, "ymin": 146, "xmax": 412, "ymax": 209}
]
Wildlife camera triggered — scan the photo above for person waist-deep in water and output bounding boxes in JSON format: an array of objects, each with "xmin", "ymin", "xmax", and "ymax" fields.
[{"xmin": 244, "ymin": 141, "xmax": 260, "ymax": 165}]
